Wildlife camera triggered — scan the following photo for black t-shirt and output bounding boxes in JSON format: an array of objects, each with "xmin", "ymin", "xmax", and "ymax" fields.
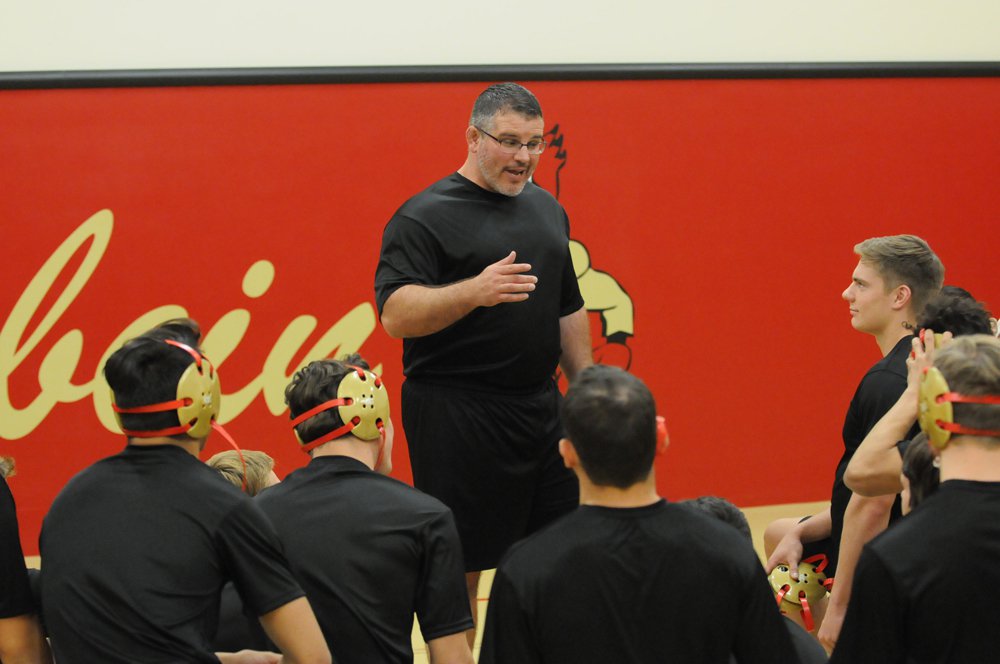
[
  {"xmin": 830, "ymin": 480, "xmax": 1000, "ymax": 663},
  {"xmin": 480, "ymin": 500, "xmax": 797, "ymax": 664},
  {"xmin": 830, "ymin": 335, "xmax": 915, "ymax": 557},
  {"xmin": 374, "ymin": 173, "xmax": 584, "ymax": 391},
  {"xmin": 1, "ymin": 476, "xmax": 35, "ymax": 618},
  {"xmin": 256, "ymin": 455, "xmax": 472, "ymax": 664},
  {"xmin": 39, "ymin": 444, "xmax": 304, "ymax": 664}
]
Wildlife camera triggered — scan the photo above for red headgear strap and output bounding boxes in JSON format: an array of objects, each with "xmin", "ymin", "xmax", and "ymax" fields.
[
  {"xmin": 932, "ymin": 389, "xmax": 1000, "ymax": 438},
  {"xmin": 290, "ymin": 366, "xmax": 387, "ymax": 457}
]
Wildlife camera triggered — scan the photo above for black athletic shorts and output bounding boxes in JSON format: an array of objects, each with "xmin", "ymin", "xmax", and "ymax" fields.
[
  {"xmin": 798, "ymin": 516, "xmax": 838, "ymax": 578},
  {"xmin": 401, "ymin": 378, "xmax": 579, "ymax": 572}
]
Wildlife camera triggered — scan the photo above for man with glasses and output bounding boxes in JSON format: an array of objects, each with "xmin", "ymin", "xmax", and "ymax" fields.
[{"xmin": 375, "ymin": 82, "xmax": 592, "ymax": 645}]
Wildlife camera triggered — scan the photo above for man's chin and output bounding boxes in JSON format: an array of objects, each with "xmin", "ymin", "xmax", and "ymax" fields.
[{"xmin": 494, "ymin": 178, "xmax": 528, "ymax": 197}]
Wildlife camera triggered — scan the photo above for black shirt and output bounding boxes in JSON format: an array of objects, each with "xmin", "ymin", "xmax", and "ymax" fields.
[
  {"xmin": 480, "ymin": 500, "xmax": 797, "ymax": 664},
  {"xmin": 40, "ymin": 444, "xmax": 304, "ymax": 664},
  {"xmin": 256, "ymin": 455, "xmax": 472, "ymax": 664},
  {"xmin": 830, "ymin": 335, "xmax": 914, "ymax": 565},
  {"xmin": 1, "ymin": 476, "xmax": 35, "ymax": 619},
  {"xmin": 374, "ymin": 173, "xmax": 584, "ymax": 391},
  {"xmin": 831, "ymin": 480, "xmax": 1000, "ymax": 663}
]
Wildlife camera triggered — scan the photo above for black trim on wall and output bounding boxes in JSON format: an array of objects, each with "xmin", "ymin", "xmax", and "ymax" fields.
[{"xmin": 2, "ymin": 62, "xmax": 999, "ymax": 89}]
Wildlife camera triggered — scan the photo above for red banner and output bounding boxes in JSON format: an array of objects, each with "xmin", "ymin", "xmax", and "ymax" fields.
[{"xmin": 2, "ymin": 79, "xmax": 998, "ymax": 554}]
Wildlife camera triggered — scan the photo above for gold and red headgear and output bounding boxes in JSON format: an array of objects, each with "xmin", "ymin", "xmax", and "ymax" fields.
[
  {"xmin": 111, "ymin": 339, "xmax": 221, "ymax": 439},
  {"xmin": 768, "ymin": 555, "xmax": 833, "ymax": 632},
  {"xmin": 919, "ymin": 365, "xmax": 1000, "ymax": 449},
  {"xmin": 290, "ymin": 365, "xmax": 390, "ymax": 454},
  {"xmin": 111, "ymin": 338, "xmax": 247, "ymax": 489}
]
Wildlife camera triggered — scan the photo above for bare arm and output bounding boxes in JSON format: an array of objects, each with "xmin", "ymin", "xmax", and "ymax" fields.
[
  {"xmin": 843, "ymin": 386, "xmax": 916, "ymax": 496},
  {"xmin": 817, "ymin": 492, "xmax": 894, "ymax": 653},
  {"xmin": 427, "ymin": 632, "xmax": 475, "ymax": 664},
  {"xmin": 256, "ymin": 597, "xmax": 331, "ymax": 664},
  {"xmin": 845, "ymin": 333, "xmax": 941, "ymax": 496},
  {"xmin": 380, "ymin": 251, "xmax": 536, "ymax": 339},
  {"xmin": 0, "ymin": 614, "xmax": 53, "ymax": 664},
  {"xmin": 764, "ymin": 506, "xmax": 832, "ymax": 577},
  {"xmin": 216, "ymin": 651, "xmax": 281, "ymax": 664},
  {"xmin": 558, "ymin": 307, "xmax": 593, "ymax": 383}
]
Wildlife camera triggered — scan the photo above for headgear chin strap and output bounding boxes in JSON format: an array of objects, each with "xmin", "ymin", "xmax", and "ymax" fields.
[
  {"xmin": 110, "ymin": 338, "xmax": 247, "ymax": 490},
  {"xmin": 291, "ymin": 366, "xmax": 390, "ymax": 455},
  {"xmin": 919, "ymin": 366, "xmax": 1000, "ymax": 449}
]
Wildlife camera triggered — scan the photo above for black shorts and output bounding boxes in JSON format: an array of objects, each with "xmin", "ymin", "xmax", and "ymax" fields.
[
  {"xmin": 401, "ymin": 378, "xmax": 579, "ymax": 572},
  {"xmin": 798, "ymin": 516, "xmax": 838, "ymax": 578}
]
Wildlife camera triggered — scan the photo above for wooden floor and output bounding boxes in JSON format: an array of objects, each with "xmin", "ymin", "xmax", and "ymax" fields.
[{"xmin": 409, "ymin": 500, "xmax": 828, "ymax": 663}]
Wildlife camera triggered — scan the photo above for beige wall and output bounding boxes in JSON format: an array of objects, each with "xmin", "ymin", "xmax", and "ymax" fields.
[{"xmin": 2, "ymin": 1, "xmax": 999, "ymax": 72}]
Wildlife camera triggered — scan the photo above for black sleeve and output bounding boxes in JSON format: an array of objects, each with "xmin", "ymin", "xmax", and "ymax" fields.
[
  {"xmin": 415, "ymin": 509, "xmax": 474, "ymax": 641},
  {"xmin": 216, "ymin": 500, "xmax": 305, "ymax": 617},
  {"xmin": 829, "ymin": 550, "xmax": 905, "ymax": 664},
  {"xmin": 731, "ymin": 555, "xmax": 799, "ymax": 664},
  {"xmin": 478, "ymin": 566, "xmax": 543, "ymax": 664},
  {"xmin": 856, "ymin": 369, "xmax": 908, "ymax": 440},
  {"xmin": 0, "ymin": 477, "xmax": 35, "ymax": 618},
  {"xmin": 374, "ymin": 214, "xmax": 442, "ymax": 314}
]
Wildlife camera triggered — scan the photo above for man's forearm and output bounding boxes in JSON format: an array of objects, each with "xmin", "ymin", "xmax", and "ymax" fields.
[
  {"xmin": 795, "ymin": 505, "xmax": 833, "ymax": 543},
  {"xmin": 558, "ymin": 307, "xmax": 593, "ymax": 382},
  {"xmin": 0, "ymin": 614, "xmax": 52, "ymax": 664},
  {"xmin": 844, "ymin": 387, "xmax": 918, "ymax": 496},
  {"xmin": 380, "ymin": 282, "xmax": 478, "ymax": 339},
  {"xmin": 829, "ymin": 493, "xmax": 893, "ymax": 609}
]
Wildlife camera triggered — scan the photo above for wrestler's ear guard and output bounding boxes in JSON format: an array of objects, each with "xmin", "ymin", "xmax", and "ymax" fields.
[
  {"xmin": 111, "ymin": 339, "xmax": 221, "ymax": 439},
  {"xmin": 291, "ymin": 366, "xmax": 390, "ymax": 454},
  {"xmin": 110, "ymin": 339, "xmax": 247, "ymax": 489},
  {"xmin": 656, "ymin": 415, "xmax": 669, "ymax": 454},
  {"xmin": 919, "ymin": 366, "xmax": 1000, "ymax": 450}
]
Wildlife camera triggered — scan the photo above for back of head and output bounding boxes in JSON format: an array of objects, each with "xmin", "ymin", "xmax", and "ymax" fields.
[
  {"xmin": 207, "ymin": 450, "xmax": 275, "ymax": 496},
  {"xmin": 470, "ymin": 82, "xmax": 543, "ymax": 131},
  {"xmin": 901, "ymin": 433, "xmax": 939, "ymax": 510},
  {"xmin": 683, "ymin": 496, "xmax": 752, "ymax": 542},
  {"xmin": 104, "ymin": 318, "xmax": 204, "ymax": 435},
  {"xmin": 285, "ymin": 354, "xmax": 371, "ymax": 446},
  {"xmin": 561, "ymin": 365, "xmax": 657, "ymax": 488},
  {"xmin": 917, "ymin": 289, "xmax": 993, "ymax": 337},
  {"xmin": 854, "ymin": 234, "xmax": 944, "ymax": 316},
  {"xmin": 932, "ymin": 335, "xmax": 1000, "ymax": 446}
]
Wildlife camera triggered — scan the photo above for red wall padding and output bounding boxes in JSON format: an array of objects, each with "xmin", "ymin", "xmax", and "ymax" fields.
[{"xmin": 2, "ymin": 79, "xmax": 998, "ymax": 554}]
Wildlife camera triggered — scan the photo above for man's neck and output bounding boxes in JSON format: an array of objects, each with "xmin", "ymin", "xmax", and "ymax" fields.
[
  {"xmin": 939, "ymin": 437, "xmax": 1000, "ymax": 483},
  {"xmin": 874, "ymin": 322, "xmax": 912, "ymax": 356},
  {"xmin": 311, "ymin": 438, "xmax": 377, "ymax": 470},
  {"xmin": 128, "ymin": 436, "xmax": 201, "ymax": 457},
  {"xmin": 577, "ymin": 473, "xmax": 661, "ymax": 508}
]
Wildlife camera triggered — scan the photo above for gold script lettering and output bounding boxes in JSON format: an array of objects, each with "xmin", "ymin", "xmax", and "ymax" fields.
[
  {"xmin": 0, "ymin": 210, "xmax": 114, "ymax": 439},
  {"xmin": 2, "ymin": 213, "xmax": 377, "ymax": 439}
]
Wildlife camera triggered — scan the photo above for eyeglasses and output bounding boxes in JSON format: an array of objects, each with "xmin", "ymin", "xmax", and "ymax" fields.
[{"xmin": 476, "ymin": 127, "xmax": 547, "ymax": 155}]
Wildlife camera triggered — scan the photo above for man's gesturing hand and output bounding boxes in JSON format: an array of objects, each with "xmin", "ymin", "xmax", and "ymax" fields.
[{"xmin": 471, "ymin": 251, "xmax": 537, "ymax": 307}]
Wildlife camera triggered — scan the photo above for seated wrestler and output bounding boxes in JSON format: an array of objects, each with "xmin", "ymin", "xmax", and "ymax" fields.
[
  {"xmin": 208, "ymin": 449, "xmax": 281, "ymax": 497},
  {"xmin": 479, "ymin": 365, "xmax": 797, "ymax": 664},
  {"xmin": 1, "ymin": 456, "xmax": 52, "ymax": 664},
  {"xmin": 844, "ymin": 288, "xmax": 993, "ymax": 497},
  {"xmin": 899, "ymin": 431, "xmax": 939, "ymax": 515},
  {"xmin": 684, "ymin": 496, "xmax": 829, "ymax": 664},
  {"xmin": 206, "ymin": 449, "xmax": 284, "ymax": 653},
  {"xmin": 830, "ymin": 335, "xmax": 1000, "ymax": 662},
  {"xmin": 255, "ymin": 355, "xmax": 474, "ymax": 664},
  {"xmin": 39, "ymin": 318, "xmax": 330, "ymax": 664}
]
